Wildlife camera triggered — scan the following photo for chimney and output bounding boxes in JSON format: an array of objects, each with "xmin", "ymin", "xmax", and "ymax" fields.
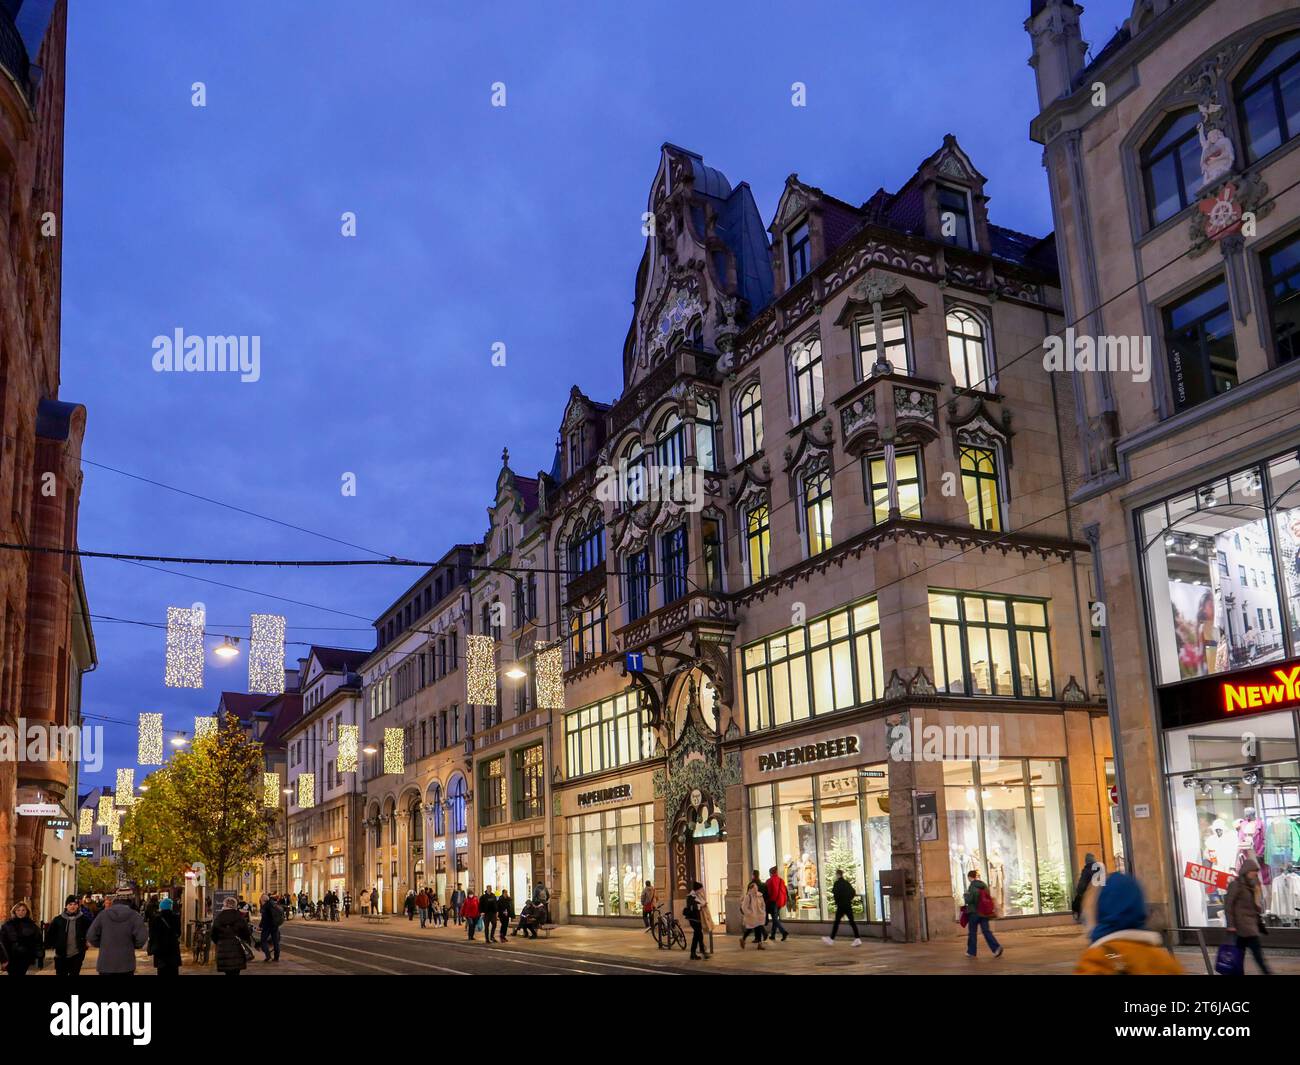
[{"xmin": 1025, "ymin": 0, "xmax": 1088, "ymax": 111}]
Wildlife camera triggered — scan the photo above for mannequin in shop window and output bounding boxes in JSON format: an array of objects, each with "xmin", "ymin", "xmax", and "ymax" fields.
[
  {"xmin": 987, "ymin": 849, "xmax": 1007, "ymax": 913},
  {"xmin": 623, "ymin": 865, "xmax": 639, "ymax": 916},
  {"xmin": 784, "ymin": 854, "xmax": 801, "ymax": 916},
  {"xmin": 1236, "ymin": 807, "xmax": 1270, "ymax": 888},
  {"xmin": 1204, "ymin": 819, "xmax": 1232, "ymax": 874}
]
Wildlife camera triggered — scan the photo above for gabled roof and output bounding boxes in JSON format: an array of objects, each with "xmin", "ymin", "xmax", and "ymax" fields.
[
  {"xmin": 308, "ymin": 646, "xmax": 370, "ymax": 673},
  {"xmin": 217, "ymin": 691, "xmax": 276, "ymax": 721}
]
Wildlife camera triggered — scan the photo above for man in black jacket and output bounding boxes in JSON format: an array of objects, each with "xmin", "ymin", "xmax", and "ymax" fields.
[
  {"xmin": 45, "ymin": 895, "xmax": 92, "ymax": 976},
  {"xmin": 259, "ymin": 893, "xmax": 283, "ymax": 961},
  {"xmin": 479, "ymin": 888, "xmax": 498, "ymax": 943}
]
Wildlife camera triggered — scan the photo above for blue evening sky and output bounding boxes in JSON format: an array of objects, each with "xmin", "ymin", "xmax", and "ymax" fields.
[{"xmin": 62, "ymin": 0, "xmax": 1134, "ymax": 789}]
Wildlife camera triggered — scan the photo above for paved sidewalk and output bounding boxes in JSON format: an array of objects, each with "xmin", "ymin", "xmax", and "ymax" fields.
[
  {"xmin": 320, "ymin": 913, "xmax": 1300, "ymax": 975},
  {"xmin": 27, "ymin": 944, "xmax": 319, "ymax": 976}
]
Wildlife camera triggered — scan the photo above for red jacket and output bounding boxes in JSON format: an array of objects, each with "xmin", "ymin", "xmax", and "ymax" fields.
[
  {"xmin": 461, "ymin": 895, "xmax": 480, "ymax": 919},
  {"xmin": 765, "ymin": 875, "xmax": 788, "ymax": 908}
]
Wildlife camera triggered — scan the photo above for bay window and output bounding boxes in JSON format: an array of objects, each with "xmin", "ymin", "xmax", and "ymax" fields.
[{"xmin": 929, "ymin": 591, "xmax": 1053, "ymax": 698}]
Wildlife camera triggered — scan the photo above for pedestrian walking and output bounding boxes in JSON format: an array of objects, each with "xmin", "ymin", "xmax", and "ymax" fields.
[
  {"xmin": 962, "ymin": 869, "xmax": 1003, "ymax": 959},
  {"xmin": 343, "ymin": 890, "xmax": 352, "ymax": 919},
  {"xmin": 1075, "ymin": 872, "xmax": 1181, "ymax": 975},
  {"xmin": 683, "ymin": 881, "xmax": 709, "ymax": 960},
  {"xmin": 1226, "ymin": 858, "xmax": 1270, "ymax": 975},
  {"xmin": 87, "ymin": 893, "xmax": 148, "ymax": 975},
  {"xmin": 764, "ymin": 866, "xmax": 789, "ymax": 942},
  {"xmin": 416, "ymin": 888, "xmax": 430, "ymax": 928},
  {"xmin": 148, "ymin": 897, "xmax": 183, "ymax": 977},
  {"xmin": 1, "ymin": 902, "xmax": 44, "ymax": 976},
  {"xmin": 461, "ymin": 890, "xmax": 480, "ymax": 941},
  {"xmin": 44, "ymin": 895, "xmax": 92, "ymax": 977},
  {"xmin": 259, "ymin": 892, "xmax": 284, "ymax": 961},
  {"xmin": 822, "ymin": 869, "xmax": 861, "ymax": 947},
  {"xmin": 210, "ymin": 896, "xmax": 254, "ymax": 976},
  {"xmin": 404, "ymin": 889, "xmax": 417, "ymax": 921},
  {"xmin": 497, "ymin": 888, "xmax": 513, "ymax": 942},
  {"xmin": 640, "ymin": 880, "xmax": 657, "ymax": 929},
  {"xmin": 1071, "ymin": 852, "xmax": 1105, "ymax": 923},
  {"xmin": 451, "ymin": 885, "xmax": 466, "ymax": 925},
  {"xmin": 479, "ymin": 887, "xmax": 498, "ymax": 943},
  {"xmin": 740, "ymin": 871, "xmax": 768, "ymax": 949}
]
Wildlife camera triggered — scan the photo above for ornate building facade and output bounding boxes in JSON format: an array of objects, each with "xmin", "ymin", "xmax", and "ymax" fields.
[{"xmin": 1029, "ymin": 0, "xmax": 1300, "ymax": 941}]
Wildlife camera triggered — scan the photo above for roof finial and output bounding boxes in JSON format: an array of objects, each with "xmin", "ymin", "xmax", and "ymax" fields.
[{"xmin": 501, "ymin": 446, "xmax": 510, "ymax": 467}]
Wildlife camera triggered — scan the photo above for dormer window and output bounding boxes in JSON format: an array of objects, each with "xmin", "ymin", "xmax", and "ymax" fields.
[
  {"xmin": 568, "ymin": 426, "xmax": 586, "ymax": 475},
  {"xmin": 937, "ymin": 185, "xmax": 974, "ymax": 250},
  {"xmin": 787, "ymin": 218, "xmax": 811, "ymax": 285}
]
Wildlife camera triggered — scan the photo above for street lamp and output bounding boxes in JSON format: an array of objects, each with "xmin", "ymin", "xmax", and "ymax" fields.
[
  {"xmin": 214, "ymin": 636, "xmax": 240, "ymax": 659},
  {"xmin": 504, "ymin": 663, "xmax": 527, "ymax": 681}
]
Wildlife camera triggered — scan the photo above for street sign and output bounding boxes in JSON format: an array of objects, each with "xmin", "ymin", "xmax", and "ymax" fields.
[
  {"xmin": 75, "ymin": 848, "xmax": 93, "ymax": 859},
  {"xmin": 625, "ymin": 652, "xmax": 644, "ymax": 673},
  {"xmin": 15, "ymin": 802, "xmax": 61, "ymax": 816},
  {"xmin": 1109, "ymin": 785, "xmax": 1119, "ymax": 806}
]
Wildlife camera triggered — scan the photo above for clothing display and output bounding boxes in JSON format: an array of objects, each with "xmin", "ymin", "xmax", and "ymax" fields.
[{"xmin": 1266, "ymin": 870, "xmax": 1300, "ymax": 924}]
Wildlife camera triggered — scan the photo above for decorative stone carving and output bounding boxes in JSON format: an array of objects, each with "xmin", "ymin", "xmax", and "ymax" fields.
[
  {"xmin": 1061, "ymin": 676, "xmax": 1087, "ymax": 703},
  {"xmin": 907, "ymin": 668, "xmax": 936, "ymax": 697}
]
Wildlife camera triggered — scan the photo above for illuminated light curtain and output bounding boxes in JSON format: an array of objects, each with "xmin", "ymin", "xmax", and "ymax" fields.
[
  {"xmin": 338, "ymin": 724, "xmax": 359, "ymax": 773},
  {"xmin": 263, "ymin": 772, "xmax": 280, "ymax": 809},
  {"xmin": 164, "ymin": 606, "xmax": 205, "ymax": 689},
  {"xmin": 78, "ymin": 808, "xmax": 93, "ymax": 836},
  {"xmin": 115, "ymin": 768, "xmax": 134, "ymax": 806},
  {"xmin": 466, "ymin": 634, "xmax": 497, "ymax": 705},
  {"xmin": 384, "ymin": 727, "xmax": 404, "ymax": 774},
  {"xmin": 137, "ymin": 713, "xmax": 164, "ymax": 766},
  {"xmin": 249, "ymin": 614, "xmax": 287, "ymax": 695},
  {"xmin": 194, "ymin": 716, "xmax": 217, "ymax": 740},
  {"xmin": 535, "ymin": 642, "xmax": 565, "ymax": 710},
  {"xmin": 297, "ymin": 773, "xmax": 316, "ymax": 809},
  {"xmin": 97, "ymin": 796, "xmax": 114, "ymax": 827}
]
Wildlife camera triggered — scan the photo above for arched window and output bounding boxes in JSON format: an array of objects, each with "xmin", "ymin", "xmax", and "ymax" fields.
[
  {"xmin": 746, "ymin": 502, "xmax": 771, "ymax": 582},
  {"xmin": 694, "ymin": 396, "xmax": 721, "ymax": 472},
  {"xmin": 960, "ymin": 442, "xmax": 1003, "ymax": 532},
  {"xmin": 566, "ymin": 516, "xmax": 605, "ymax": 574},
  {"xmin": 654, "ymin": 411, "xmax": 684, "ymax": 471},
  {"xmin": 791, "ymin": 337, "xmax": 824, "ymax": 422},
  {"xmin": 1140, "ymin": 109, "xmax": 1202, "ymax": 226},
  {"xmin": 802, "ymin": 468, "xmax": 833, "ymax": 555},
  {"xmin": 946, "ymin": 309, "xmax": 991, "ymax": 391},
  {"xmin": 622, "ymin": 439, "xmax": 645, "ymax": 506},
  {"xmin": 410, "ymin": 800, "xmax": 423, "ymax": 844},
  {"xmin": 430, "ymin": 783, "xmax": 444, "ymax": 836},
  {"xmin": 449, "ymin": 775, "xmax": 467, "ymax": 835},
  {"xmin": 737, "ymin": 382, "xmax": 764, "ymax": 459},
  {"xmin": 1236, "ymin": 32, "xmax": 1300, "ymax": 164}
]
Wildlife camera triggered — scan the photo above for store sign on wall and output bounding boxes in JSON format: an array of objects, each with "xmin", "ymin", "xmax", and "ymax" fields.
[
  {"xmin": 1158, "ymin": 658, "xmax": 1300, "ymax": 729},
  {"xmin": 1184, "ymin": 860, "xmax": 1231, "ymax": 892},
  {"xmin": 757, "ymin": 734, "xmax": 860, "ymax": 773},
  {"xmin": 577, "ymin": 783, "xmax": 632, "ymax": 808}
]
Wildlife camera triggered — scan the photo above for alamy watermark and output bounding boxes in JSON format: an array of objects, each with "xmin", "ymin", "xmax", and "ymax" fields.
[
  {"xmin": 151, "ymin": 328, "xmax": 261, "ymax": 382},
  {"xmin": 888, "ymin": 715, "xmax": 999, "ymax": 762},
  {"xmin": 594, "ymin": 459, "xmax": 706, "ymax": 511},
  {"xmin": 0, "ymin": 719, "xmax": 103, "ymax": 772},
  {"xmin": 1042, "ymin": 327, "xmax": 1150, "ymax": 384}
]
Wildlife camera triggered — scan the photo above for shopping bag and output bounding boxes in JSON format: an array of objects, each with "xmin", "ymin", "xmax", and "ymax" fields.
[
  {"xmin": 1214, "ymin": 941, "xmax": 1243, "ymax": 976},
  {"xmin": 958, "ymin": 905, "xmax": 969, "ymax": 928}
]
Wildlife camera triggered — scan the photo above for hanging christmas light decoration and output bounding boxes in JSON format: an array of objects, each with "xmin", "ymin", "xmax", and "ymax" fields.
[
  {"xmin": 137, "ymin": 712, "xmax": 164, "ymax": 765},
  {"xmin": 383, "ymin": 727, "xmax": 404, "ymax": 774},
  {"xmin": 466, "ymin": 633, "xmax": 497, "ymax": 705},
  {"xmin": 535, "ymin": 642, "xmax": 565, "ymax": 710},
  {"xmin": 97, "ymin": 795, "xmax": 114, "ymax": 827},
  {"xmin": 263, "ymin": 772, "xmax": 280, "ymax": 809},
  {"xmin": 248, "ymin": 613, "xmax": 286, "ymax": 695},
  {"xmin": 338, "ymin": 724, "xmax": 359, "ymax": 773},
  {"xmin": 164, "ymin": 606, "xmax": 205, "ymax": 688},
  {"xmin": 115, "ymin": 768, "xmax": 134, "ymax": 806},
  {"xmin": 297, "ymin": 772, "xmax": 316, "ymax": 809},
  {"xmin": 194, "ymin": 715, "xmax": 217, "ymax": 740},
  {"xmin": 78, "ymin": 808, "xmax": 93, "ymax": 836}
]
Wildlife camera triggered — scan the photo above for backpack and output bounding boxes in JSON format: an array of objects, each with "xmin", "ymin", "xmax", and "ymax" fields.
[
  {"xmin": 976, "ymin": 888, "xmax": 996, "ymax": 917},
  {"xmin": 683, "ymin": 894, "xmax": 700, "ymax": 920},
  {"xmin": 270, "ymin": 903, "xmax": 285, "ymax": 928}
]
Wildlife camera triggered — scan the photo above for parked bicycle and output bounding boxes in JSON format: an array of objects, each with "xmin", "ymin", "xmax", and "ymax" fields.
[
  {"xmin": 190, "ymin": 920, "xmax": 211, "ymax": 965},
  {"xmin": 644, "ymin": 904, "xmax": 686, "ymax": 950}
]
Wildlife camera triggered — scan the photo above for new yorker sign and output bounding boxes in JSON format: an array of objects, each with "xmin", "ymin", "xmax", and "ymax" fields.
[
  {"xmin": 1158, "ymin": 658, "xmax": 1300, "ymax": 729},
  {"xmin": 757, "ymin": 734, "xmax": 860, "ymax": 773}
]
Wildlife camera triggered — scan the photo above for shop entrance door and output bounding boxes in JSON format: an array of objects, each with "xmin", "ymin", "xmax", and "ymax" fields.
[{"xmin": 695, "ymin": 840, "xmax": 727, "ymax": 931}]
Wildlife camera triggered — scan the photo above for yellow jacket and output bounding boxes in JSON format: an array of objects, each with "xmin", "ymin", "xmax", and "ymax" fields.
[{"xmin": 1075, "ymin": 930, "xmax": 1184, "ymax": 975}]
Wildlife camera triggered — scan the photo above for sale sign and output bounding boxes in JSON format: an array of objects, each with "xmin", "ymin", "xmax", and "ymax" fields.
[{"xmin": 1184, "ymin": 861, "xmax": 1230, "ymax": 891}]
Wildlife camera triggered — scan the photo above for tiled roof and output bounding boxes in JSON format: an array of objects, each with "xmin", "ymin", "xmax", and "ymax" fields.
[
  {"xmin": 261, "ymin": 692, "xmax": 304, "ymax": 747},
  {"xmin": 309, "ymin": 646, "xmax": 369, "ymax": 673},
  {"xmin": 218, "ymin": 691, "xmax": 275, "ymax": 721}
]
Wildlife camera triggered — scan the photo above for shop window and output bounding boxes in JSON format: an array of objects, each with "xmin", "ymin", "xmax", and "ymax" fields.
[
  {"xmin": 944, "ymin": 758, "xmax": 1071, "ymax": 918},
  {"xmin": 749, "ymin": 768, "xmax": 891, "ymax": 922},
  {"xmin": 478, "ymin": 757, "xmax": 506, "ymax": 827},
  {"xmin": 737, "ymin": 381, "xmax": 764, "ymax": 459},
  {"xmin": 929, "ymin": 591, "xmax": 1053, "ymax": 698},
  {"xmin": 1163, "ymin": 277, "xmax": 1237, "ymax": 412},
  {"xmin": 855, "ymin": 311, "xmax": 910, "ymax": 377},
  {"xmin": 564, "ymin": 691, "xmax": 654, "ymax": 778},
  {"xmin": 1141, "ymin": 109, "xmax": 1203, "ymax": 227},
  {"xmin": 960, "ymin": 443, "xmax": 1003, "ymax": 531},
  {"xmin": 746, "ymin": 502, "xmax": 771, "ymax": 583},
  {"xmin": 1235, "ymin": 32, "xmax": 1300, "ymax": 164},
  {"xmin": 513, "ymin": 743, "xmax": 544, "ymax": 820},
  {"xmin": 742, "ymin": 598, "xmax": 883, "ymax": 734},
  {"xmin": 625, "ymin": 550, "xmax": 649, "ymax": 621},
  {"xmin": 1165, "ymin": 714, "xmax": 1300, "ymax": 929},
  {"xmin": 1139, "ymin": 466, "xmax": 1286, "ymax": 685},
  {"xmin": 787, "ymin": 218, "xmax": 811, "ymax": 285},
  {"xmin": 1262, "ymin": 230, "xmax": 1300, "ymax": 364},
  {"xmin": 566, "ymin": 804, "xmax": 655, "ymax": 917},
  {"xmin": 790, "ymin": 336, "xmax": 824, "ymax": 422},
  {"xmin": 946, "ymin": 308, "xmax": 992, "ymax": 391},
  {"xmin": 865, "ymin": 449, "xmax": 922, "ymax": 523},
  {"xmin": 802, "ymin": 467, "xmax": 834, "ymax": 555}
]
